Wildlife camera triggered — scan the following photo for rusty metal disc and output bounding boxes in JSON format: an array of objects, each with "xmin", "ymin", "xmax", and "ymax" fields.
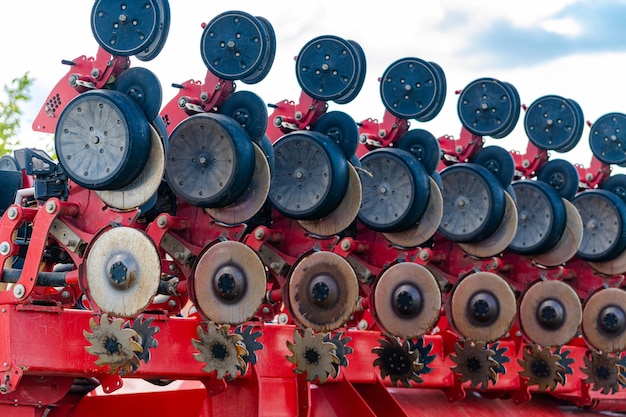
[
  {"xmin": 83, "ymin": 227, "xmax": 161, "ymax": 318},
  {"xmin": 373, "ymin": 262, "xmax": 441, "ymax": 338},
  {"xmin": 458, "ymin": 189, "xmax": 518, "ymax": 258},
  {"xmin": 519, "ymin": 280, "xmax": 582, "ymax": 347},
  {"xmin": 383, "ymin": 177, "xmax": 443, "ymax": 248},
  {"xmin": 192, "ymin": 241, "xmax": 266, "ymax": 325},
  {"xmin": 96, "ymin": 124, "xmax": 165, "ymax": 210},
  {"xmin": 298, "ymin": 163, "xmax": 361, "ymax": 237},
  {"xmin": 288, "ymin": 251, "xmax": 359, "ymax": 332},
  {"xmin": 533, "ymin": 199, "xmax": 583, "ymax": 267},
  {"xmin": 582, "ymin": 288, "xmax": 626, "ymax": 353},
  {"xmin": 588, "ymin": 250, "xmax": 626, "ymax": 276},
  {"xmin": 206, "ymin": 144, "xmax": 270, "ymax": 225},
  {"xmin": 448, "ymin": 271, "xmax": 516, "ymax": 343}
]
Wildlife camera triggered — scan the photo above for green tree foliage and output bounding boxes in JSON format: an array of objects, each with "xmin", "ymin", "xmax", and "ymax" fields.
[{"xmin": 0, "ymin": 73, "xmax": 33, "ymax": 154}]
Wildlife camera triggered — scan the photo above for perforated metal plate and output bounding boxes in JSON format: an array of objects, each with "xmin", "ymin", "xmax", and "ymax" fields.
[
  {"xmin": 373, "ymin": 262, "xmax": 441, "ymax": 338},
  {"xmin": 201, "ymin": 11, "xmax": 268, "ymax": 80},
  {"xmin": 582, "ymin": 288, "xmax": 626, "ymax": 353},
  {"xmin": 288, "ymin": 251, "xmax": 359, "ymax": 332},
  {"xmin": 83, "ymin": 227, "xmax": 161, "ymax": 318},
  {"xmin": 96, "ymin": 124, "xmax": 165, "ymax": 210},
  {"xmin": 191, "ymin": 241, "xmax": 266, "ymax": 325},
  {"xmin": 448, "ymin": 271, "xmax": 516, "ymax": 343},
  {"xmin": 519, "ymin": 279, "xmax": 582, "ymax": 347},
  {"xmin": 91, "ymin": 0, "xmax": 161, "ymax": 56}
]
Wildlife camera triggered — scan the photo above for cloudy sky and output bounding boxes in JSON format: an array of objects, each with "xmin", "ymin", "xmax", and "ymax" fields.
[{"xmin": 2, "ymin": 0, "xmax": 626, "ymax": 173}]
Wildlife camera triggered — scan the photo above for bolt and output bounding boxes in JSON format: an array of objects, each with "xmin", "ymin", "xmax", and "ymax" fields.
[
  {"xmin": 357, "ymin": 319, "xmax": 368, "ymax": 330},
  {"xmin": 12, "ymin": 284, "xmax": 25, "ymax": 299},
  {"xmin": 378, "ymin": 129, "xmax": 386, "ymax": 138},
  {"xmin": 45, "ymin": 201, "xmax": 57, "ymax": 213},
  {"xmin": 91, "ymin": 69, "xmax": 100, "ymax": 79},
  {"xmin": 262, "ymin": 306, "xmax": 271, "ymax": 315},
  {"xmin": 359, "ymin": 134, "xmax": 368, "ymax": 144},
  {"xmin": 109, "ymin": 261, "xmax": 129, "ymax": 285},
  {"xmin": 254, "ymin": 228, "xmax": 265, "ymax": 240},
  {"xmin": 7, "ymin": 207, "xmax": 18, "ymax": 220},
  {"xmin": 61, "ymin": 291, "xmax": 71, "ymax": 299},
  {"xmin": 586, "ymin": 173, "xmax": 594, "ymax": 181},
  {"xmin": 168, "ymin": 263, "xmax": 177, "ymax": 272},
  {"xmin": 2, "ymin": 362, "xmax": 7, "ymax": 367},
  {"xmin": 157, "ymin": 216, "xmax": 168, "ymax": 228},
  {"xmin": 200, "ymin": 92, "xmax": 209, "ymax": 102},
  {"xmin": 295, "ymin": 171, "xmax": 304, "ymax": 180},
  {"xmin": 68, "ymin": 74, "xmax": 79, "ymax": 87},
  {"xmin": 278, "ymin": 313, "xmax": 289, "ymax": 325},
  {"xmin": 273, "ymin": 116, "xmax": 283, "ymax": 127},
  {"xmin": 340, "ymin": 239, "xmax": 351, "ymax": 251},
  {"xmin": 168, "ymin": 299, "xmax": 177, "ymax": 308},
  {"xmin": 0, "ymin": 242, "xmax": 11, "ymax": 256},
  {"xmin": 294, "ymin": 111, "xmax": 303, "ymax": 121},
  {"xmin": 227, "ymin": 40, "xmax": 236, "ymax": 49},
  {"xmin": 178, "ymin": 97, "xmax": 188, "ymax": 108},
  {"xmin": 419, "ymin": 250, "xmax": 430, "ymax": 261}
]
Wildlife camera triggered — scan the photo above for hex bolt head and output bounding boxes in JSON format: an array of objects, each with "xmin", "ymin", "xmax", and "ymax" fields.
[
  {"xmin": 357, "ymin": 319, "xmax": 369, "ymax": 330},
  {"xmin": 157, "ymin": 216, "xmax": 168, "ymax": 228},
  {"xmin": 0, "ymin": 242, "xmax": 11, "ymax": 256},
  {"xmin": 6, "ymin": 207, "xmax": 18, "ymax": 220},
  {"xmin": 277, "ymin": 313, "xmax": 289, "ymax": 325},
  {"xmin": 13, "ymin": 284, "xmax": 26, "ymax": 299},
  {"xmin": 254, "ymin": 228, "xmax": 266, "ymax": 240},
  {"xmin": 45, "ymin": 201, "xmax": 57, "ymax": 214}
]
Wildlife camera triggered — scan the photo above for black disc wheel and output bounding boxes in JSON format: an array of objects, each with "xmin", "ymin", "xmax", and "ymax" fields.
[
  {"xmin": 270, "ymin": 131, "xmax": 349, "ymax": 220},
  {"xmin": 573, "ymin": 189, "xmax": 626, "ymax": 262},
  {"xmin": 112, "ymin": 67, "xmax": 163, "ymax": 121},
  {"xmin": 240, "ymin": 15, "xmax": 276, "ymax": 85},
  {"xmin": 601, "ymin": 174, "xmax": 626, "ymax": 204},
  {"xmin": 457, "ymin": 78, "xmax": 519, "ymax": 138},
  {"xmin": 508, "ymin": 180, "xmax": 567, "ymax": 255},
  {"xmin": 200, "ymin": 11, "xmax": 268, "ymax": 80},
  {"xmin": 438, "ymin": 163, "xmax": 506, "ymax": 243},
  {"xmin": 524, "ymin": 95, "xmax": 583, "ymax": 151},
  {"xmin": 295, "ymin": 35, "xmax": 360, "ymax": 102},
  {"xmin": 55, "ymin": 89, "xmax": 151, "ymax": 190},
  {"xmin": 589, "ymin": 113, "xmax": 626, "ymax": 165},
  {"xmin": 218, "ymin": 90, "xmax": 268, "ymax": 143},
  {"xmin": 471, "ymin": 145, "xmax": 515, "ymax": 187},
  {"xmin": 135, "ymin": 0, "xmax": 170, "ymax": 61},
  {"xmin": 395, "ymin": 128, "xmax": 441, "ymax": 175},
  {"xmin": 333, "ymin": 39, "xmax": 367, "ymax": 105},
  {"xmin": 358, "ymin": 148, "xmax": 430, "ymax": 233},
  {"xmin": 380, "ymin": 57, "xmax": 441, "ymax": 120},
  {"xmin": 312, "ymin": 111, "xmax": 360, "ymax": 158},
  {"xmin": 537, "ymin": 159, "xmax": 580, "ymax": 201},
  {"xmin": 165, "ymin": 113, "xmax": 255, "ymax": 208},
  {"xmin": 91, "ymin": 0, "xmax": 161, "ymax": 56}
]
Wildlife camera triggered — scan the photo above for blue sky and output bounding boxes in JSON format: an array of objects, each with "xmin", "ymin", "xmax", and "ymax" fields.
[{"xmin": 2, "ymin": 0, "xmax": 626, "ymax": 172}]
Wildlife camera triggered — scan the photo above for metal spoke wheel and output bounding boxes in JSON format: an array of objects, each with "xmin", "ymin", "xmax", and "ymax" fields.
[
  {"xmin": 165, "ymin": 113, "xmax": 255, "ymax": 208},
  {"xmin": 55, "ymin": 89, "xmax": 151, "ymax": 190},
  {"xmin": 358, "ymin": 148, "xmax": 430, "ymax": 233},
  {"xmin": 438, "ymin": 163, "xmax": 506, "ymax": 243},
  {"xmin": 91, "ymin": 0, "xmax": 162, "ymax": 56},
  {"xmin": 270, "ymin": 131, "xmax": 348, "ymax": 220}
]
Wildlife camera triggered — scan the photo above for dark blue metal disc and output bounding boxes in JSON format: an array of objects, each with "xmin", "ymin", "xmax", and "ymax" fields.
[
  {"xmin": 55, "ymin": 90, "xmax": 151, "ymax": 190},
  {"xmin": 218, "ymin": 90, "xmax": 268, "ymax": 143},
  {"xmin": 491, "ymin": 82, "xmax": 520, "ymax": 139},
  {"xmin": 471, "ymin": 145, "xmax": 515, "ymax": 187},
  {"xmin": 508, "ymin": 180, "xmax": 567, "ymax": 255},
  {"xmin": 312, "ymin": 111, "xmax": 359, "ymax": 158},
  {"xmin": 270, "ymin": 131, "xmax": 348, "ymax": 220},
  {"xmin": 395, "ymin": 128, "xmax": 441, "ymax": 175},
  {"xmin": 589, "ymin": 113, "xmax": 626, "ymax": 165},
  {"xmin": 241, "ymin": 16, "xmax": 276, "ymax": 85},
  {"xmin": 201, "ymin": 11, "xmax": 267, "ymax": 80},
  {"xmin": 296, "ymin": 35, "xmax": 359, "ymax": 102},
  {"xmin": 601, "ymin": 173, "xmax": 626, "ymax": 204},
  {"xmin": 112, "ymin": 67, "xmax": 163, "ymax": 121},
  {"xmin": 457, "ymin": 78, "xmax": 515, "ymax": 137},
  {"xmin": 573, "ymin": 189, "xmax": 626, "ymax": 262},
  {"xmin": 91, "ymin": 0, "xmax": 160, "ymax": 56},
  {"xmin": 258, "ymin": 134, "xmax": 275, "ymax": 172},
  {"xmin": 438, "ymin": 163, "xmax": 506, "ymax": 242},
  {"xmin": 358, "ymin": 148, "xmax": 430, "ymax": 233},
  {"xmin": 558, "ymin": 98, "xmax": 585, "ymax": 153},
  {"xmin": 524, "ymin": 95, "xmax": 582, "ymax": 151},
  {"xmin": 136, "ymin": 0, "xmax": 170, "ymax": 61},
  {"xmin": 334, "ymin": 40, "xmax": 367, "ymax": 105},
  {"xmin": 380, "ymin": 57, "xmax": 439, "ymax": 120},
  {"xmin": 537, "ymin": 159, "xmax": 579, "ymax": 201},
  {"xmin": 414, "ymin": 61, "xmax": 447, "ymax": 122},
  {"xmin": 165, "ymin": 113, "xmax": 255, "ymax": 208}
]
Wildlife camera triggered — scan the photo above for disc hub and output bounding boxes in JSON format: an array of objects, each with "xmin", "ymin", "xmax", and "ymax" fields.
[
  {"xmin": 599, "ymin": 305, "xmax": 626, "ymax": 334},
  {"xmin": 214, "ymin": 265, "xmax": 246, "ymax": 301},
  {"xmin": 536, "ymin": 299, "xmax": 565, "ymax": 330},
  {"xmin": 107, "ymin": 255, "xmax": 137, "ymax": 287},
  {"xmin": 468, "ymin": 291, "xmax": 499, "ymax": 326},
  {"xmin": 308, "ymin": 274, "xmax": 338, "ymax": 308},
  {"xmin": 392, "ymin": 284, "xmax": 422, "ymax": 317}
]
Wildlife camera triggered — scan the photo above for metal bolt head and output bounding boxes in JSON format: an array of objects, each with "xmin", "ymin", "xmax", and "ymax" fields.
[
  {"xmin": 378, "ymin": 129, "xmax": 386, "ymax": 138},
  {"xmin": 157, "ymin": 216, "xmax": 168, "ymax": 228},
  {"xmin": 6, "ymin": 207, "xmax": 18, "ymax": 220},
  {"xmin": 294, "ymin": 111, "xmax": 303, "ymax": 121},
  {"xmin": 61, "ymin": 291, "xmax": 71, "ymax": 299},
  {"xmin": 200, "ymin": 92, "xmax": 209, "ymax": 102},
  {"xmin": 0, "ymin": 241, "xmax": 11, "ymax": 256},
  {"xmin": 13, "ymin": 284, "xmax": 25, "ymax": 299},
  {"xmin": 277, "ymin": 313, "xmax": 289, "ymax": 325},
  {"xmin": 262, "ymin": 306, "xmax": 271, "ymax": 315},
  {"xmin": 273, "ymin": 116, "xmax": 283, "ymax": 127},
  {"xmin": 68, "ymin": 74, "xmax": 78, "ymax": 87},
  {"xmin": 168, "ymin": 299, "xmax": 177, "ymax": 308},
  {"xmin": 91, "ymin": 69, "xmax": 100, "ymax": 79},
  {"xmin": 340, "ymin": 239, "xmax": 351, "ymax": 251},
  {"xmin": 254, "ymin": 228, "xmax": 266, "ymax": 240},
  {"xmin": 357, "ymin": 319, "xmax": 369, "ymax": 330},
  {"xmin": 45, "ymin": 201, "xmax": 57, "ymax": 214}
]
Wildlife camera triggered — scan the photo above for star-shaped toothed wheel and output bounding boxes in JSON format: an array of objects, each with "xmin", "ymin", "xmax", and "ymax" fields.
[
  {"xmin": 234, "ymin": 325, "xmax": 263, "ymax": 370},
  {"xmin": 372, "ymin": 336, "xmax": 425, "ymax": 387},
  {"xmin": 192, "ymin": 322, "xmax": 248, "ymax": 380},
  {"xmin": 582, "ymin": 351, "xmax": 626, "ymax": 395},
  {"xmin": 286, "ymin": 328, "xmax": 339, "ymax": 384},
  {"xmin": 450, "ymin": 341, "xmax": 499, "ymax": 389},
  {"xmin": 518, "ymin": 344, "xmax": 565, "ymax": 391},
  {"xmin": 408, "ymin": 336, "xmax": 436, "ymax": 377},
  {"xmin": 126, "ymin": 315, "xmax": 160, "ymax": 372},
  {"xmin": 84, "ymin": 313, "xmax": 143, "ymax": 375},
  {"xmin": 324, "ymin": 332, "xmax": 353, "ymax": 375}
]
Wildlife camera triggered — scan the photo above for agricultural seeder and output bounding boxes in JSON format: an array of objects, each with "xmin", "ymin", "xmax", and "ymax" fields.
[{"xmin": 2, "ymin": 1, "xmax": 626, "ymax": 416}]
